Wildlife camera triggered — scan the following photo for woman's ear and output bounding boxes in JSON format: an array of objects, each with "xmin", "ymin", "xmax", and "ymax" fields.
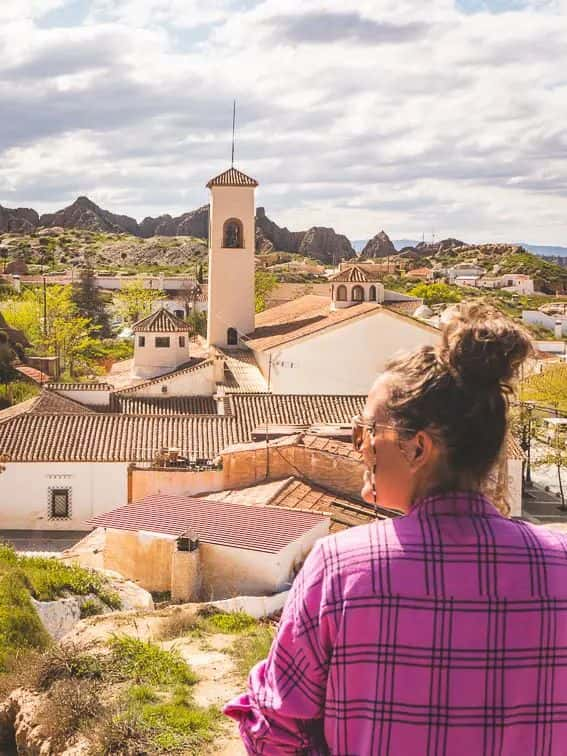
[{"xmin": 408, "ymin": 431, "xmax": 435, "ymax": 471}]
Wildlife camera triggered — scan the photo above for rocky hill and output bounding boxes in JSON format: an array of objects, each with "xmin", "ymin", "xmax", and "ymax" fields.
[
  {"xmin": 0, "ymin": 198, "xmax": 355, "ymax": 266},
  {"xmin": 0, "ymin": 205, "xmax": 39, "ymax": 233},
  {"xmin": 0, "ymin": 227, "xmax": 207, "ymax": 271},
  {"xmin": 255, "ymin": 207, "xmax": 355, "ymax": 265},
  {"xmin": 360, "ymin": 230, "xmax": 396, "ymax": 258}
]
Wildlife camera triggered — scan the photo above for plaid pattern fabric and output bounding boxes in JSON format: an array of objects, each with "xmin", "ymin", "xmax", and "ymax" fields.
[{"xmin": 225, "ymin": 491, "xmax": 567, "ymax": 755}]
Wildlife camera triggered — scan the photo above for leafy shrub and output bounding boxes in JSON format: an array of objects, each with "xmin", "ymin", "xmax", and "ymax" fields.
[
  {"xmin": 80, "ymin": 598, "xmax": 103, "ymax": 618},
  {"xmin": 202, "ymin": 610, "xmax": 256, "ymax": 634},
  {"xmin": 109, "ymin": 636, "xmax": 198, "ymax": 687},
  {"xmin": 93, "ymin": 709, "xmax": 150, "ymax": 755}
]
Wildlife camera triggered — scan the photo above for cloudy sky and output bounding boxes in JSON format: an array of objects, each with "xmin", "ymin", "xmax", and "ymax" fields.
[{"xmin": 0, "ymin": 0, "xmax": 566, "ymax": 244}]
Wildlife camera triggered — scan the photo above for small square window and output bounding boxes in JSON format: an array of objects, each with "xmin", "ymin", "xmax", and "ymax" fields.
[
  {"xmin": 49, "ymin": 488, "xmax": 70, "ymax": 519},
  {"xmin": 161, "ymin": 385, "xmax": 168, "ymax": 394},
  {"xmin": 179, "ymin": 336, "xmax": 186, "ymax": 348},
  {"xmin": 155, "ymin": 337, "xmax": 170, "ymax": 348},
  {"xmin": 138, "ymin": 336, "xmax": 145, "ymax": 347}
]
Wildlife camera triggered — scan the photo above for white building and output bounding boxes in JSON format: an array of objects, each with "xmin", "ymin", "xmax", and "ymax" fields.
[
  {"xmin": 500, "ymin": 274, "xmax": 535, "ymax": 295},
  {"xmin": 132, "ymin": 307, "xmax": 192, "ymax": 379},
  {"xmin": 523, "ymin": 310, "xmax": 567, "ymax": 338},
  {"xmin": 447, "ymin": 263, "xmax": 485, "ymax": 283}
]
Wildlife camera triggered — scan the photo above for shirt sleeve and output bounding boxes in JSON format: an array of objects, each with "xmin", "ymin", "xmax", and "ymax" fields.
[{"xmin": 224, "ymin": 539, "xmax": 332, "ymax": 755}]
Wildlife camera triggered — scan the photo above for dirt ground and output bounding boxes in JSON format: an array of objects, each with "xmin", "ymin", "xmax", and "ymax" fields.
[{"xmin": 64, "ymin": 604, "xmax": 247, "ymax": 754}]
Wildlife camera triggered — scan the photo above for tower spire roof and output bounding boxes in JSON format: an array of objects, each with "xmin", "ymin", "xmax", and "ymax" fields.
[{"xmin": 206, "ymin": 167, "xmax": 258, "ymax": 188}]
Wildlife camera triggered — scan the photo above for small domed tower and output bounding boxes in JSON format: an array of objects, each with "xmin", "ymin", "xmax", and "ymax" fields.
[
  {"xmin": 329, "ymin": 264, "xmax": 384, "ymax": 310},
  {"xmin": 206, "ymin": 167, "xmax": 258, "ymax": 349},
  {"xmin": 131, "ymin": 307, "xmax": 192, "ymax": 379}
]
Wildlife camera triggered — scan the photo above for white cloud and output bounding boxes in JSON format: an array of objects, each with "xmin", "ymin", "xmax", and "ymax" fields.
[{"xmin": 0, "ymin": 0, "xmax": 566, "ymax": 244}]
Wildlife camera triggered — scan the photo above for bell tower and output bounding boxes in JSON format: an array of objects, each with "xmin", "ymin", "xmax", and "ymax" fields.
[{"xmin": 206, "ymin": 167, "xmax": 258, "ymax": 348}]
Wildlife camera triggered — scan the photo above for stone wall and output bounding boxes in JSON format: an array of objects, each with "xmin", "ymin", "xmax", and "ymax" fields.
[{"xmin": 221, "ymin": 443, "xmax": 364, "ymax": 500}]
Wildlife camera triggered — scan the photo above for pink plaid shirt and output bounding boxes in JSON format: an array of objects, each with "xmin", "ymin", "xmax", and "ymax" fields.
[{"xmin": 225, "ymin": 491, "xmax": 567, "ymax": 755}]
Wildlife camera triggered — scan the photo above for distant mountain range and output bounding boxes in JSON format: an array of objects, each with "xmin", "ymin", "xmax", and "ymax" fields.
[{"xmin": 353, "ymin": 238, "xmax": 567, "ymax": 257}]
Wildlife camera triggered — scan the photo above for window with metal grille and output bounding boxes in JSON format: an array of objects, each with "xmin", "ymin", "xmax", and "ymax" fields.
[
  {"xmin": 49, "ymin": 488, "xmax": 71, "ymax": 519},
  {"xmin": 138, "ymin": 336, "xmax": 145, "ymax": 347},
  {"xmin": 155, "ymin": 337, "xmax": 170, "ymax": 348}
]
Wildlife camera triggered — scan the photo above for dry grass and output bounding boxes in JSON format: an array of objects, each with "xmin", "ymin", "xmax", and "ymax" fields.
[{"xmin": 37, "ymin": 678, "xmax": 103, "ymax": 752}]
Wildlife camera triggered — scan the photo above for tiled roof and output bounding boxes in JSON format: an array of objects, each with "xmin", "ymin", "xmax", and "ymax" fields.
[
  {"xmin": 302, "ymin": 433, "xmax": 362, "ymax": 460},
  {"xmin": 227, "ymin": 394, "xmax": 365, "ymax": 436},
  {"xmin": 269, "ymin": 478, "xmax": 384, "ymax": 533},
  {"xmin": 0, "ymin": 393, "xmax": 365, "ymax": 461},
  {"xmin": 132, "ymin": 308, "xmax": 192, "ymax": 333},
  {"xmin": 206, "ymin": 167, "xmax": 258, "ymax": 188},
  {"xmin": 383, "ymin": 299, "xmax": 423, "ymax": 316},
  {"xmin": 110, "ymin": 396, "xmax": 218, "ymax": 416},
  {"xmin": 0, "ymin": 397, "xmax": 39, "ymax": 423},
  {"xmin": 116, "ymin": 358, "xmax": 211, "ymax": 395},
  {"xmin": 330, "ymin": 265, "xmax": 383, "ymax": 283},
  {"xmin": 89, "ymin": 494, "xmax": 325, "ymax": 553},
  {"xmin": 30, "ymin": 390, "xmax": 96, "ymax": 415},
  {"xmin": 45, "ymin": 383, "xmax": 112, "ymax": 391},
  {"xmin": 507, "ymin": 434, "xmax": 526, "ymax": 461},
  {"xmin": 245, "ymin": 295, "xmax": 381, "ymax": 351},
  {"xmin": 14, "ymin": 365, "xmax": 50, "ymax": 384},
  {"xmin": 0, "ymin": 414, "xmax": 235, "ymax": 462},
  {"xmin": 216, "ymin": 349, "xmax": 268, "ymax": 394}
]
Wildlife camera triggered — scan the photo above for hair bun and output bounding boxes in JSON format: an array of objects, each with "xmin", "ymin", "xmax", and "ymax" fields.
[{"xmin": 438, "ymin": 303, "xmax": 532, "ymax": 387}]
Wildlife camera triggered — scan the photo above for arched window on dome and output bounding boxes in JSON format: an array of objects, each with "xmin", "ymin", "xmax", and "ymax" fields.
[
  {"xmin": 369, "ymin": 285, "xmax": 377, "ymax": 301},
  {"xmin": 223, "ymin": 218, "xmax": 243, "ymax": 248},
  {"xmin": 227, "ymin": 328, "xmax": 238, "ymax": 346},
  {"xmin": 336, "ymin": 285, "xmax": 347, "ymax": 301},
  {"xmin": 352, "ymin": 285, "xmax": 364, "ymax": 302}
]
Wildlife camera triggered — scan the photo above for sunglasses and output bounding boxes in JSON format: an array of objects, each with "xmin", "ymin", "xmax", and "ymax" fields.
[{"xmin": 351, "ymin": 415, "xmax": 417, "ymax": 452}]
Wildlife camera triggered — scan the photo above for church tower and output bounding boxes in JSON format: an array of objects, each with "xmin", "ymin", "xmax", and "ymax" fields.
[{"xmin": 206, "ymin": 167, "xmax": 258, "ymax": 348}]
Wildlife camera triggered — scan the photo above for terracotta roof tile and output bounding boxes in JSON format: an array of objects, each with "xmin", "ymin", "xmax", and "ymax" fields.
[
  {"xmin": 45, "ymin": 383, "xmax": 112, "ymax": 391},
  {"xmin": 216, "ymin": 349, "xmax": 268, "ymax": 393},
  {"xmin": 110, "ymin": 396, "xmax": 217, "ymax": 415},
  {"xmin": 206, "ymin": 167, "xmax": 258, "ymax": 188},
  {"xmin": 14, "ymin": 365, "xmax": 50, "ymax": 384},
  {"xmin": 245, "ymin": 295, "xmax": 381, "ymax": 351},
  {"xmin": 330, "ymin": 265, "xmax": 384, "ymax": 283},
  {"xmin": 31, "ymin": 390, "xmax": 97, "ymax": 415},
  {"xmin": 132, "ymin": 307, "xmax": 192, "ymax": 333},
  {"xmin": 90, "ymin": 494, "xmax": 324, "ymax": 553}
]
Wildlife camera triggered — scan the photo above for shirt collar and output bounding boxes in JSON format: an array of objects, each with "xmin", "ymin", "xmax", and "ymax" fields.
[{"xmin": 410, "ymin": 490, "xmax": 503, "ymax": 518}]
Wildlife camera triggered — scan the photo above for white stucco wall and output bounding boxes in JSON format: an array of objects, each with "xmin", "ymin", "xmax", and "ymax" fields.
[
  {"xmin": 130, "ymin": 361, "xmax": 215, "ymax": 397},
  {"xmin": 54, "ymin": 388, "xmax": 111, "ymax": 407},
  {"xmin": 523, "ymin": 310, "xmax": 567, "ymax": 336},
  {"xmin": 508, "ymin": 459, "xmax": 523, "ymax": 518},
  {"xmin": 207, "ymin": 184, "xmax": 256, "ymax": 348},
  {"xmin": 0, "ymin": 462, "xmax": 128, "ymax": 530},
  {"xmin": 133, "ymin": 330, "xmax": 191, "ymax": 378},
  {"xmin": 200, "ymin": 519, "xmax": 328, "ymax": 599},
  {"xmin": 254, "ymin": 309, "xmax": 440, "ymax": 395}
]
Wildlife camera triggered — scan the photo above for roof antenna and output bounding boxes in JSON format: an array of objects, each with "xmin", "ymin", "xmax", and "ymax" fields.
[{"xmin": 231, "ymin": 99, "xmax": 236, "ymax": 168}]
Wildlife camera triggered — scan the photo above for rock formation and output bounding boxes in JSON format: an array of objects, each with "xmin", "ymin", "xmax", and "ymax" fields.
[
  {"xmin": 39, "ymin": 196, "xmax": 140, "ymax": 236},
  {"xmin": 360, "ymin": 230, "xmax": 396, "ymax": 259},
  {"xmin": 255, "ymin": 207, "xmax": 305, "ymax": 253},
  {"xmin": 298, "ymin": 227, "xmax": 355, "ymax": 265},
  {"xmin": 140, "ymin": 205, "xmax": 209, "ymax": 239},
  {"xmin": 0, "ymin": 205, "xmax": 39, "ymax": 233}
]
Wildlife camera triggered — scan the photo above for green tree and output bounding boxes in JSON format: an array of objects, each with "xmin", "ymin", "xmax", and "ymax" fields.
[
  {"xmin": 112, "ymin": 284, "xmax": 164, "ymax": 325},
  {"xmin": 196, "ymin": 263, "xmax": 204, "ymax": 285},
  {"xmin": 187, "ymin": 309, "xmax": 207, "ymax": 337},
  {"xmin": 409, "ymin": 282, "xmax": 462, "ymax": 306},
  {"xmin": 255, "ymin": 271, "xmax": 278, "ymax": 313},
  {"xmin": 72, "ymin": 261, "xmax": 111, "ymax": 337},
  {"xmin": 0, "ymin": 337, "xmax": 16, "ymax": 391},
  {"xmin": 535, "ymin": 425, "xmax": 567, "ymax": 510},
  {"xmin": 521, "ymin": 365, "xmax": 567, "ymax": 412}
]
